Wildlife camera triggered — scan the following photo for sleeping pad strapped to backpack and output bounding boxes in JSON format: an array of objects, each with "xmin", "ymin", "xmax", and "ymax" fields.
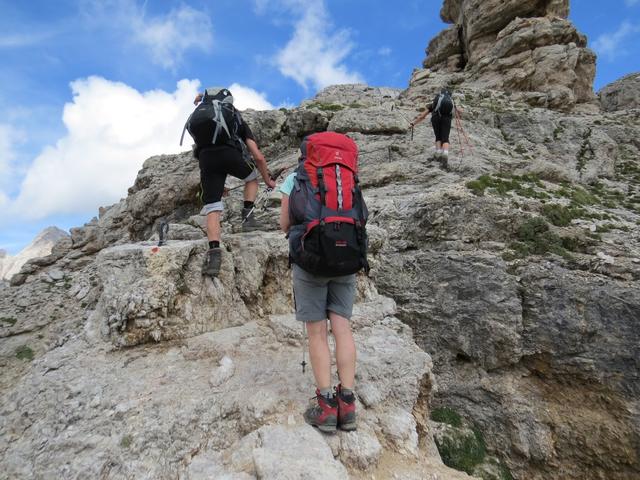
[{"xmin": 288, "ymin": 132, "xmax": 369, "ymax": 277}]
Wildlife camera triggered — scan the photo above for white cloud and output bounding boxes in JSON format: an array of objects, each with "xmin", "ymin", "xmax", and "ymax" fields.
[
  {"xmin": 82, "ymin": 0, "xmax": 213, "ymax": 70},
  {"xmin": 625, "ymin": 0, "xmax": 639, "ymax": 6},
  {"xmin": 3, "ymin": 77, "xmax": 274, "ymax": 220},
  {"xmin": 0, "ymin": 32, "xmax": 55, "ymax": 48},
  {"xmin": 228, "ymin": 83, "xmax": 274, "ymax": 110},
  {"xmin": 0, "ymin": 124, "xmax": 24, "ymax": 191},
  {"xmin": 257, "ymin": 1, "xmax": 364, "ymax": 90},
  {"xmin": 592, "ymin": 21, "xmax": 640, "ymax": 60},
  {"xmin": 378, "ymin": 47, "xmax": 392, "ymax": 56},
  {"xmin": 131, "ymin": 5, "xmax": 213, "ymax": 70}
]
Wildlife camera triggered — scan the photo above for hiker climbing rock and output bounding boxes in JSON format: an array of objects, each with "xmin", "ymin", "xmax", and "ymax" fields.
[
  {"xmin": 181, "ymin": 87, "xmax": 275, "ymax": 278},
  {"xmin": 279, "ymin": 132, "xmax": 369, "ymax": 433},
  {"xmin": 410, "ymin": 87, "xmax": 460, "ymax": 170}
]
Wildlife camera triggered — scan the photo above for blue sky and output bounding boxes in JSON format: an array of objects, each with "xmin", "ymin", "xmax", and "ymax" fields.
[{"xmin": 1, "ymin": 0, "xmax": 639, "ymax": 254}]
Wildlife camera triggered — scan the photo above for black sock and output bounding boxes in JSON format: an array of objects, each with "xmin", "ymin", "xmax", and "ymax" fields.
[
  {"xmin": 340, "ymin": 387, "xmax": 355, "ymax": 401},
  {"xmin": 209, "ymin": 240, "xmax": 220, "ymax": 249},
  {"xmin": 244, "ymin": 201, "xmax": 254, "ymax": 210}
]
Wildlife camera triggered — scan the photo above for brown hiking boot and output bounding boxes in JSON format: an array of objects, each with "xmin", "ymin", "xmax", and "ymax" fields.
[{"xmin": 304, "ymin": 390, "xmax": 338, "ymax": 433}]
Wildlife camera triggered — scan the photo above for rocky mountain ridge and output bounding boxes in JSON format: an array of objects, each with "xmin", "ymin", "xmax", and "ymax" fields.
[
  {"xmin": 2, "ymin": 1, "xmax": 639, "ymax": 478},
  {"xmin": 0, "ymin": 226, "xmax": 69, "ymax": 281},
  {"xmin": 424, "ymin": 0, "xmax": 596, "ymax": 110}
]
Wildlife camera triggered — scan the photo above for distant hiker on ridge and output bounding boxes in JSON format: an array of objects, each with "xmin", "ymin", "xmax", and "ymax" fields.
[
  {"xmin": 410, "ymin": 87, "xmax": 460, "ymax": 170},
  {"xmin": 279, "ymin": 132, "xmax": 369, "ymax": 433},
  {"xmin": 181, "ymin": 87, "xmax": 275, "ymax": 278}
]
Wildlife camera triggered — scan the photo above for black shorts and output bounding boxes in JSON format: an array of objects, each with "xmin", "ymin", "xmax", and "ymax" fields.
[
  {"xmin": 198, "ymin": 145, "xmax": 256, "ymax": 212},
  {"xmin": 431, "ymin": 113, "xmax": 452, "ymax": 143}
]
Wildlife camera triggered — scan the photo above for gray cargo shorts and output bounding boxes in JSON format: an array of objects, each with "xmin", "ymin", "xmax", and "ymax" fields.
[{"xmin": 292, "ymin": 264, "xmax": 357, "ymax": 322}]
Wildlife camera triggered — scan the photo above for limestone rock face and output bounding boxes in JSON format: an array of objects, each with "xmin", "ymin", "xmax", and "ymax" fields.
[
  {"xmin": 599, "ymin": 72, "xmax": 640, "ymax": 112},
  {"xmin": 425, "ymin": 0, "xmax": 595, "ymax": 109},
  {"xmin": 1, "ymin": 76, "xmax": 639, "ymax": 480}
]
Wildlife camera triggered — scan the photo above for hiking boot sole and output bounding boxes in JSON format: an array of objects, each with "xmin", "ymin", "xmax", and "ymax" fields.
[
  {"xmin": 304, "ymin": 414, "xmax": 337, "ymax": 433},
  {"xmin": 314, "ymin": 423, "xmax": 338, "ymax": 433},
  {"xmin": 338, "ymin": 422, "xmax": 357, "ymax": 431}
]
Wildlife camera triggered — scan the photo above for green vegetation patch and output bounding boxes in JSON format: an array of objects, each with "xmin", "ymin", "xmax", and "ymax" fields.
[
  {"xmin": 509, "ymin": 217, "xmax": 568, "ymax": 258},
  {"xmin": 16, "ymin": 345, "xmax": 34, "ymax": 361},
  {"xmin": 120, "ymin": 435, "xmax": 133, "ymax": 448},
  {"xmin": 541, "ymin": 203, "xmax": 587, "ymax": 226},
  {"xmin": 431, "ymin": 407, "xmax": 462, "ymax": 428},
  {"xmin": 305, "ymin": 102, "xmax": 344, "ymax": 112},
  {"xmin": 466, "ymin": 173, "xmax": 548, "ymax": 199},
  {"xmin": 436, "ymin": 427, "xmax": 487, "ymax": 475},
  {"xmin": 1, "ymin": 316, "xmax": 17, "ymax": 326}
]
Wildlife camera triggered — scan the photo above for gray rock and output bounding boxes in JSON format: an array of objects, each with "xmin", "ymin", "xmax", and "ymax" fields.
[
  {"xmin": 599, "ymin": 72, "xmax": 640, "ymax": 112},
  {"xmin": 425, "ymin": 0, "xmax": 594, "ymax": 109},
  {"xmin": 252, "ymin": 425, "xmax": 348, "ymax": 479}
]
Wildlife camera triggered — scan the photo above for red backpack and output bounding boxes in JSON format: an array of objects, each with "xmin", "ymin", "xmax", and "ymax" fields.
[{"xmin": 288, "ymin": 132, "xmax": 369, "ymax": 276}]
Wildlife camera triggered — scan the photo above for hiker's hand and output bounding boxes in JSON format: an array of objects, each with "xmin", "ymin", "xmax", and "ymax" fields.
[
  {"xmin": 193, "ymin": 93, "xmax": 203, "ymax": 105},
  {"xmin": 222, "ymin": 187, "xmax": 229, "ymax": 197},
  {"xmin": 265, "ymin": 177, "xmax": 276, "ymax": 189}
]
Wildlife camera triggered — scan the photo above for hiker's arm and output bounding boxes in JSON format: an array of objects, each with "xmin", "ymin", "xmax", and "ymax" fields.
[
  {"xmin": 411, "ymin": 110, "xmax": 429, "ymax": 127},
  {"xmin": 280, "ymin": 195, "xmax": 290, "ymax": 233},
  {"xmin": 245, "ymin": 138, "xmax": 276, "ymax": 188}
]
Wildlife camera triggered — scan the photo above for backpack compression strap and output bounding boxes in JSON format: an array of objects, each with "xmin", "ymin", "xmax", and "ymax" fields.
[{"xmin": 211, "ymin": 100, "xmax": 232, "ymax": 145}]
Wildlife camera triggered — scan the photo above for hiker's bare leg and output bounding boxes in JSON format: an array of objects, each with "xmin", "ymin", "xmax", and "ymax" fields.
[
  {"xmin": 244, "ymin": 178, "xmax": 258, "ymax": 202},
  {"xmin": 307, "ymin": 319, "xmax": 331, "ymax": 390},
  {"xmin": 329, "ymin": 312, "xmax": 356, "ymax": 389},
  {"xmin": 443, "ymin": 142, "xmax": 450, "ymax": 151},
  {"xmin": 206, "ymin": 211, "xmax": 221, "ymax": 242},
  {"xmin": 435, "ymin": 141, "xmax": 442, "ymax": 150}
]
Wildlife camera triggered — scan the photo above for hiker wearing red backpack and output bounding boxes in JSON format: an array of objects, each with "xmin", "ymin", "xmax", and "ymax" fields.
[
  {"xmin": 181, "ymin": 87, "xmax": 275, "ymax": 278},
  {"xmin": 279, "ymin": 132, "xmax": 369, "ymax": 433},
  {"xmin": 410, "ymin": 87, "xmax": 459, "ymax": 170}
]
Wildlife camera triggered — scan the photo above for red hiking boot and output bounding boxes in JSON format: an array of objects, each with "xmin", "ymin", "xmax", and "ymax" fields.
[
  {"xmin": 304, "ymin": 390, "xmax": 338, "ymax": 433},
  {"xmin": 336, "ymin": 384, "xmax": 357, "ymax": 431}
]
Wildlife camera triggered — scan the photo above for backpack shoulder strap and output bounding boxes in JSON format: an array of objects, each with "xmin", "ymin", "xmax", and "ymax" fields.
[{"xmin": 434, "ymin": 93, "xmax": 444, "ymax": 114}]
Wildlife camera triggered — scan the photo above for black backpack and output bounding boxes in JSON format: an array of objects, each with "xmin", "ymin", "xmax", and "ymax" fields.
[
  {"xmin": 434, "ymin": 90, "xmax": 454, "ymax": 116},
  {"xmin": 180, "ymin": 89, "xmax": 241, "ymax": 148}
]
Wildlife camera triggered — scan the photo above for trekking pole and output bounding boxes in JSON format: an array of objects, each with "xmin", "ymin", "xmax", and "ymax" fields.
[
  {"xmin": 294, "ymin": 288, "xmax": 307, "ymax": 374},
  {"xmin": 392, "ymin": 102, "xmax": 415, "ymax": 142},
  {"xmin": 240, "ymin": 166, "xmax": 291, "ymax": 225},
  {"xmin": 301, "ymin": 321, "xmax": 307, "ymax": 374}
]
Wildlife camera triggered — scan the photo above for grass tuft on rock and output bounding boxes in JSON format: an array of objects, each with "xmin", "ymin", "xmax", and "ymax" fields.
[
  {"xmin": 16, "ymin": 345, "xmax": 34, "ymax": 361},
  {"xmin": 120, "ymin": 435, "xmax": 133, "ymax": 448},
  {"xmin": 431, "ymin": 407, "xmax": 463, "ymax": 427},
  {"xmin": 466, "ymin": 173, "xmax": 548, "ymax": 199},
  {"xmin": 436, "ymin": 427, "xmax": 487, "ymax": 475},
  {"xmin": 1, "ymin": 316, "xmax": 17, "ymax": 326},
  {"xmin": 305, "ymin": 102, "xmax": 344, "ymax": 112}
]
